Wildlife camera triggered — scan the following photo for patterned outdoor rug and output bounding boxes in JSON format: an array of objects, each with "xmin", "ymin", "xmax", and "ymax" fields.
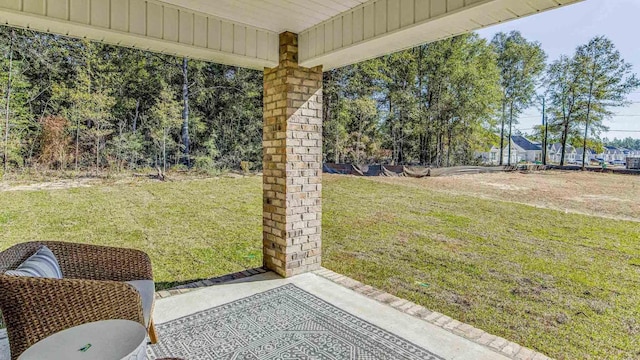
[{"xmin": 148, "ymin": 284, "xmax": 443, "ymax": 360}]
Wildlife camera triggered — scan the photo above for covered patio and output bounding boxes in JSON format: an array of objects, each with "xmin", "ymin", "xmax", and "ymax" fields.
[{"xmin": 0, "ymin": 0, "xmax": 582, "ymax": 359}]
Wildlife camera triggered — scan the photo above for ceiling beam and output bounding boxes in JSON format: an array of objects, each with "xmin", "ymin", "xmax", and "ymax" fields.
[
  {"xmin": 0, "ymin": 0, "xmax": 279, "ymax": 70},
  {"xmin": 299, "ymin": 0, "xmax": 583, "ymax": 70}
]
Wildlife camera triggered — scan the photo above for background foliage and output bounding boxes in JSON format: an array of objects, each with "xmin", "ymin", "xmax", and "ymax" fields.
[{"xmin": 0, "ymin": 27, "xmax": 636, "ymax": 175}]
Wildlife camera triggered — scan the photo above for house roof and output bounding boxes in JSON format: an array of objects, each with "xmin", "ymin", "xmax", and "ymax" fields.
[
  {"xmin": 549, "ymin": 143, "xmax": 576, "ymax": 152},
  {"xmin": 576, "ymin": 148, "xmax": 595, "ymax": 155},
  {"xmin": 511, "ymin": 136, "xmax": 541, "ymax": 151}
]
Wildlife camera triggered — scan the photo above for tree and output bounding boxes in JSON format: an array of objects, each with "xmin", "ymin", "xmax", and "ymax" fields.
[
  {"xmin": 383, "ymin": 50, "xmax": 418, "ymax": 165},
  {"xmin": 150, "ymin": 82, "xmax": 181, "ymax": 173},
  {"xmin": 0, "ymin": 29, "xmax": 33, "ymax": 173},
  {"xmin": 546, "ymin": 55, "xmax": 582, "ymax": 166},
  {"xmin": 492, "ymin": 31, "xmax": 546, "ymax": 165},
  {"xmin": 417, "ymin": 34, "xmax": 501, "ymax": 166},
  {"xmin": 38, "ymin": 115, "xmax": 70, "ymax": 169},
  {"xmin": 573, "ymin": 36, "xmax": 639, "ymax": 169},
  {"xmin": 64, "ymin": 40, "xmax": 115, "ymax": 174},
  {"xmin": 345, "ymin": 97, "xmax": 379, "ymax": 164}
]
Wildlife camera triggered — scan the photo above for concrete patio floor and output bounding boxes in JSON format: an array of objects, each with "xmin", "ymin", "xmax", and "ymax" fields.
[{"xmin": 152, "ymin": 271, "xmax": 511, "ymax": 360}]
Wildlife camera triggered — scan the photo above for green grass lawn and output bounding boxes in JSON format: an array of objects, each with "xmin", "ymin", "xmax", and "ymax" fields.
[{"xmin": 1, "ymin": 175, "xmax": 638, "ymax": 359}]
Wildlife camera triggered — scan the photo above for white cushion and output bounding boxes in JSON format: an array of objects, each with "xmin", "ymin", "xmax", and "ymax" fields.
[
  {"xmin": 125, "ymin": 280, "xmax": 155, "ymax": 327},
  {"xmin": 0, "ymin": 328, "xmax": 9, "ymax": 360},
  {"xmin": 4, "ymin": 246, "xmax": 62, "ymax": 279}
]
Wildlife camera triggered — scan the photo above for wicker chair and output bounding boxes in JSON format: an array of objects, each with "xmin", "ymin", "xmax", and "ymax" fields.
[{"xmin": 0, "ymin": 241, "xmax": 158, "ymax": 360}]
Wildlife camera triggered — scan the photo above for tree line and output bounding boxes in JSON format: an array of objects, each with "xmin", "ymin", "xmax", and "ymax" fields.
[
  {"xmin": 604, "ymin": 137, "xmax": 640, "ymax": 150},
  {"xmin": 0, "ymin": 26, "xmax": 262, "ymax": 176},
  {"xmin": 0, "ymin": 26, "xmax": 637, "ymax": 177},
  {"xmin": 324, "ymin": 32, "xmax": 638, "ymax": 167}
]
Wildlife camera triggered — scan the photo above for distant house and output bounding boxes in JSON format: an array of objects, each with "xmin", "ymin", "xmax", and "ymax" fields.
[
  {"xmin": 479, "ymin": 136, "xmax": 541, "ymax": 165},
  {"xmin": 548, "ymin": 143, "xmax": 577, "ymax": 164},
  {"xmin": 575, "ymin": 148, "xmax": 596, "ymax": 163},
  {"xmin": 600, "ymin": 146, "xmax": 625, "ymax": 163},
  {"xmin": 511, "ymin": 136, "xmax": 543, "ymax": 163}
]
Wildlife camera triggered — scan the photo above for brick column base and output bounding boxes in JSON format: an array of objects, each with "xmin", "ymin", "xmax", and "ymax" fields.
[{"xmin": 262, "ymin": 32, "xmax": 323, "ymax": 277}]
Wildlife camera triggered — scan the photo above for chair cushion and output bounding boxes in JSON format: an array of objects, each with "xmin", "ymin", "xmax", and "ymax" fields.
[
  {"xmin": 125, "ymin": 280, "xmax": 155, "ymax": 327},
  {"xmin": 4, "ymin": 246, "xmax": 62, "ymax": 279},
  {"xmin": 0, "ymin": 328, "xmax": 9, "ymax": 360}
]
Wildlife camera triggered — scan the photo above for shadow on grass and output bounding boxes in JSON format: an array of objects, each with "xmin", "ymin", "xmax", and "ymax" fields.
[{"xmin": 154, "ymin": 267, "xmax": 270, "ymax": 291}]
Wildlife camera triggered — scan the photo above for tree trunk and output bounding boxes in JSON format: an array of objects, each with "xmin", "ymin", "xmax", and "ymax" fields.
[
  {"xmin": 507, "ymin": 103, "xmax": 513, "ymax": 166},
  {"xmin": 582, "ymin": 78, "xmax": 595, "ymax": 171},
  {"xmin": 560, "ymin": 123, "xmax": 569, "ymax": 167},
  {"xmin": 181, "ymin": 57, "xmax": 190, "ymax": 166},
  {"xmin": 133, "ymin": 98, "xmax": 140, "ymax": 133},
  {"xmin": 162, "ymin": 127, "xmax": 167, "ymax": 173},
  {"xmin": 75, "ymin": 115, "xmax": 80, "ymax": 171},
  {"xmin": 3, "ymin": 29, "xmax": 14, "ymax": 176},
  {"xmin": 95, "ymin": 134, "xmax": 100, "ymax": 176},
  {"xmin": 499, "ymin": 100, "xmax": 505, "ymax": 166}
]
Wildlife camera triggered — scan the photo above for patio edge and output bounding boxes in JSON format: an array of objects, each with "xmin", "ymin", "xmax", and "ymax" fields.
[
  {"xmin": 154, "ymin": 266, "xmax": 553, "ymax": 360},
  {"xmin": 312, "ymin": 267, "xmax": 554, "ymax": 360}
]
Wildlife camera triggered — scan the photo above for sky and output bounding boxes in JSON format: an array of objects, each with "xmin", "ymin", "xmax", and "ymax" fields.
[{"xmin": 475, "ymin": 0, "xmax": 640, "ymax": 140}]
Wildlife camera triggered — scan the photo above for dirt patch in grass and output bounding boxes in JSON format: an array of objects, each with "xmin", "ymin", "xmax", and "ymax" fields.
[
  {"xmin": 1, "ymin": 173, "xmax": 638, "ymax": 359},
  {"xmin": 371, "ymin": 170, "xmax": 640, "ymax": 221},
  {"xmin": 323, "ymin": 174, "xmax": 640, "ymax": 359},
  {"xmin": 0, "ymin": 178, "xmax": 98, "ymax": 191}
]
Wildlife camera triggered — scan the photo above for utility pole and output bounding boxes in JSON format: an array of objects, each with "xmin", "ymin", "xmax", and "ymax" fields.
[{"xmin": 541, "ymin": 97, "xmax": 548, "ymax": 165}]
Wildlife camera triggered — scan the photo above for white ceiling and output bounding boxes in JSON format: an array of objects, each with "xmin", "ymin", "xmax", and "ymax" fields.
[
  {"xmin": 159, "ymin": 0, "xmax": 371, "ymax": 33},
  {"xmin": 0, "ymin": 0, "xmax": 585, "ymax": 70}
]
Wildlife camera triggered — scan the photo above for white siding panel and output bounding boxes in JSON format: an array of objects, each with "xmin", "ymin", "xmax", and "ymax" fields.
[
  {"xmin": 245, "ymin": 28, "xmax": 257, "ymax": 58},
  {"xmin": 399, "ymin": 0, "xmax": 413, "ymax": 27},
  {"xmin": 257, "ymin": 30, "xmax": 268, "ymax": 60},
  {"xmin": 111, "ymin": 0, "xmax": 129, "ymax": 32},
  {"xmin": 220, "ymin": 21, "xmax": 233, "ymax": 53},
  {"xmin": 308, "ymin": 27, "xmax": 316, "ymax": 58},
  {"xmin": 431, "ymin": 0, "xmax": 447, "ymax": 17},
  {"xmin": 374, "ymin": 0, "xmax": 386, "ymax": 36},
  {"xmin": 207, "ymin": 17, "xmax": 220, "ymax": 50},
  {"xmin": 298, "ymin": 31, "xmax": 308, "ymax": 62},
  {"xmin": 128, "ymin": 0, "xmax": 145, "ymax": 35},
  {"xmin": 179, "ymin": 11, "xmax": 193, "ymax": 44},
  {"xmin": 193, "ymin": 14, "xmax": 207, "ymax": 47},
  {"xmin": 342, "ymin": 10, "xmax": 352, "ymax": 46},
  {"xmin": 267, "ymin": 32, "xmax": 278, "ymax": 62},
  {"xmin": 47, "ymin": 0, "xmax": 67, "ymax": 20},
  {"xmin": 315, "ymin": 24, "xmax": 324, "ymax": 57},
  {"xmin": 23, "ymin": 0, "xmax": 45, "ymax": 15},
  {"xmin": 299, "ymin": 0, "xmax": 582, "ymax": 70},
  {"xmin": 363, "ymin": 3, "xmax": 374, "ymax": 40},
  {"xmin": 0, "ymin": 0, "xmax": 21, "ymax": 11},
  {"xmin": 324, "ymin": 22, "xmax": 333, "ymax": 52},
  {"xmin": 415, "ymin": 0, "xmax": 430, "ymax": 22},
  {"xmin": 387, "ymin": 0, "xmax": 400, "ymax": 31},
  {"xmin": 163, "ymin": 7, "xmax": 179, "ymax": 42},
  {"xmin": 146, "ymin": 2, "xmax": 163, "ymax": 39},
  {"xmin": 352, "ymin": 7, "xmax": 363, "ymax": 43},
  {"xmin": 233, "ymin": 24, "xmax": 245, "ymax": 55},
  {"xmin": 0, "ymin": 0, "xmax": 280, "ymax": 69},
  {"xmin": 448, "ymin": 0, "xmax": 465, "ymax": 11},
  {"xmin": 90, "ymin": 0, "xmax": 110, "ymax": 28},
  {"xmin": 333, "ymin": 17, "xmax": 342, "ymax": 50}
]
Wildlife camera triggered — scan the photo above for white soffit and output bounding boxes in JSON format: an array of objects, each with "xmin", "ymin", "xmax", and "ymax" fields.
[
  {"xmin": 0, "ymin": 0, "xmax": 584, "ymax": 71},
  {"xmin": 299, "ymin": 0, "xmax": 584, "ymax": 70},
  {"xmin": 159, "ymin": 0, "xmax": 372, "ymax": 34},
  {"xmin": 0, "ymin": 0, "xmax": 280, "ymax": 70}
]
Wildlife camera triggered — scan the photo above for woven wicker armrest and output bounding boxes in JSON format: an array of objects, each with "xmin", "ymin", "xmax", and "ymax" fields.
[
  {"xmin": 0, "ymin": 275, "xmax": 144, "ymax": 360},
  {"xmin": 39, "ymin": 241, "xmax": 153, "ymax": 282}
]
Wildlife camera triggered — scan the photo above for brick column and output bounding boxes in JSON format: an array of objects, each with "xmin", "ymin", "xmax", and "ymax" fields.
[{"xmin": 262, "ymin": 32, "xmax": 323, "ymax": 277}]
